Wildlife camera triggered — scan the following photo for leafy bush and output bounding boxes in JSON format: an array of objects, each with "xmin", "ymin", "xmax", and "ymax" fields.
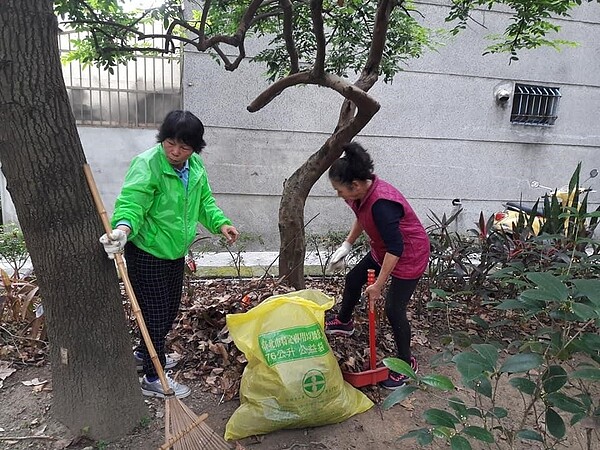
[
  {"xmin": 0, "ymin": 224, "xmax": 30, "ymax": 278},
  {"xmin": 426, "ymin": 208, "xmax": 509, "ymax": 297},
  {"xmin": 384, "ymin": 250, "xmax": 600, "ymax": 449},
  {"xmin": 404, "ymin": 165, "xmax": 599, "ymax": 449},
  {"xmin": 0, "ymin": 226, "xmax": 45, "ymax": 348},
  {"xmin": 387, "ymin": 272, "xmax": 599, "ymax": 449}
]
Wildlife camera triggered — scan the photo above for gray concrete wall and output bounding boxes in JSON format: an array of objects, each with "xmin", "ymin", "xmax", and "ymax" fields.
[
  {"xmin": 2, "ymin": 2, "xmax": 599, "ymax": 251},
  {"xmin": 1, "ymin": 127, "xmax": 157, "ymax": 226},
  {"xmin": 182, "ymin": 0, "xmax": 600, "ymax": 248}
]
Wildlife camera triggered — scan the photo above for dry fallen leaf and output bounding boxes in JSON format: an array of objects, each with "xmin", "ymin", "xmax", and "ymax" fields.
[
  {"xmin": 0, "ymin": 361, "xmax": 16, "ymax": 384},
  {"xmin": 0, "ymin": 275, "xmax": 519, "ymax": 403},
  {"xmin": 22, "ymin": 377, "xmax": 48, "ymax": 387},
  {"xmin": 33, "ymin": 383, "xmax": 48, "ymax": 393},
  {"xmin": 400, "ymin": 398, "xmax": 415, "ymax": 411}
]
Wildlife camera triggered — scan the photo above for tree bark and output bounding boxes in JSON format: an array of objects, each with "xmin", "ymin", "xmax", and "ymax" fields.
[
  {"xmin": 0, "ymin": 1, "xmax": 146, "ymax": 439},
  {"xmin": 278, "ymin": 136, "xmax": 352, "ymax": 288},
  {"xmin": 278, "ymin": 92, "xmax": 381, "ymax": 289},
  {"xmin": 276, "ymin": 1, "xmax": 393, "ymax": 289}
]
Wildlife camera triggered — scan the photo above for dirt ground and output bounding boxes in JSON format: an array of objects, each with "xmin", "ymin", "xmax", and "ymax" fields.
[
  {"xmin": 1, "ymin": 276, "xmax": 597, "ymax": 450},
  {"xmin": 1, "ymin": 277, "xmax": 454, "ymax": 450},
  {"xmin": 2, "ymin": 342, "xmax": 598, "ymax": 450},
  {"xmin": 0, "ymin": 352, "xmax": 450, "ymax": 450}
]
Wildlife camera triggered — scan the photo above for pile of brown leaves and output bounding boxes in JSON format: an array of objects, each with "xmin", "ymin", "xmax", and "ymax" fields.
[
  {"xmin": 159, "ymin": 275, "xmax": 437, "ymax": 401},
  {"xmin": 3, "ymin": 272, "xmax": 517, "ymax": 401}
]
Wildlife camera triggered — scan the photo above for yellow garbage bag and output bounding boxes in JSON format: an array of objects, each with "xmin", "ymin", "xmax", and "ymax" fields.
[{"xmin": 224, "ymin": 289, "xmax": 373, "ymax": 441}]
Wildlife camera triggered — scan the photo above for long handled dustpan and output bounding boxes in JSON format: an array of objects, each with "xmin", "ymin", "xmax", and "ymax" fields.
[
  {"xmin": 342, "ymin": 269, "xmax": 388, "ymax": 387},
  {"xmin": 83, "ymin": 164, "xmax": 233, "ymax": 450}
]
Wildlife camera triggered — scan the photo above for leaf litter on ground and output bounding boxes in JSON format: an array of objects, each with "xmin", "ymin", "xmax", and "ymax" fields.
[{"xmin": 3, "ymin": 274, "xmax": 532, "ymax": 403}]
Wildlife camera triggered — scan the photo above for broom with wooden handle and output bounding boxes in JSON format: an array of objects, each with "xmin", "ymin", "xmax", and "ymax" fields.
[{"xmin": 83, "ymin": 164, "xmax": 234, "ymax": 450}]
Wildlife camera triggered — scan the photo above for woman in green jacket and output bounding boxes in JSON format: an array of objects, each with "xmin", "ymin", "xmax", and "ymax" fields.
[{"xmin": 100, "ymin": 110, "xmax": 239, "ymax": 398}]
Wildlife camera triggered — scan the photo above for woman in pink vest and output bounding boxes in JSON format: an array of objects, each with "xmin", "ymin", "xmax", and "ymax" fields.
[{"xmin": 325, "ymin": 142, "xmax": 430, "ymax": 390}]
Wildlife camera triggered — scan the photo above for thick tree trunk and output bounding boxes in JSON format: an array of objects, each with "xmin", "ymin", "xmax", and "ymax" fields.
[{"xmin": 0, "ymin": 1, "xmax": 146, "ymax": 439}]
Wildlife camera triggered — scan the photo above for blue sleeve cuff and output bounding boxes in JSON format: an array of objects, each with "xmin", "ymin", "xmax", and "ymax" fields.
[{"xmin": 115, "ymin": 220, "xmax": 132, "ymax": 230}]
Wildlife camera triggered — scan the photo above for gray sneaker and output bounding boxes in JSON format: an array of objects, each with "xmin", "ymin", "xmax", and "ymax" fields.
[
  {"xmin": 134, "ymin": 351, "xmax": 178, "ymax": 371},
  {"xmin": 141, "ymin": 374, "xmax": 191, "ymax": 399}
]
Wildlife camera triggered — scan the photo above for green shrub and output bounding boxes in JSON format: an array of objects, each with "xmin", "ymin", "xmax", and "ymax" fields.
[
  {"xmin": 0, "ymin": 224, "xmax": 29, "ymax": 277},
  {"xmin": 385, "ymin": 273, "xmax": 600, "ymax": 450},
  {"xmin": 409, "ymin": 165, "xmax": 599, "ymax": 449}
]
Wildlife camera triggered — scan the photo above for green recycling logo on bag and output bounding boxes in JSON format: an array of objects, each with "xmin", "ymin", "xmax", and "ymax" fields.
[{"xmin": 302, "ymin": 369, "xmax": 326, "ymax": 398}]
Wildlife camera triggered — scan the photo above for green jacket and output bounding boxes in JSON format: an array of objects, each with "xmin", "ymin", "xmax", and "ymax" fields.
[{"xmin": 112, "ymin": 143, "xmax": 232, "ymax": 260}]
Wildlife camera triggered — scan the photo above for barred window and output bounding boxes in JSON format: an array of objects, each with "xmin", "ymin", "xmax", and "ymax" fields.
[
  {"xmin": 510, "ymin": 83, "xmax": 561, "ymax": 126},
  {"xmin": 59, "ymin": 24, "xmax": 182, "ymax": 128}
]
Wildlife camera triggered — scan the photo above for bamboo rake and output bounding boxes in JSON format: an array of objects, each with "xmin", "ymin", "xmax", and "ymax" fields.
[{"xmin": 83, "ymin": 164, "xmax": 234, "ymax": 450}]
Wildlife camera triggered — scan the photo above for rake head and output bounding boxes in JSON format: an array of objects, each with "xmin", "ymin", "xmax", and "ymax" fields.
[{"xmin": 160, "ymin": 397, "xmax": 238, "ymax": 450}]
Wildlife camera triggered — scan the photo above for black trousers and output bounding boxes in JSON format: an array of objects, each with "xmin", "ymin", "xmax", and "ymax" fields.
[
  {"xmin": 337, "ymin": 253, "xmax": 420, "ymax": 363},
  {"xmin": 124, "ymin": 242, "xmax": 184, "ymax": 378}
]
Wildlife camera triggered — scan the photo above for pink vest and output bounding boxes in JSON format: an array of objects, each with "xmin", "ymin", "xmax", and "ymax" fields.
[{"xmin": 347, "ymin": 176, "xmax": 430, "ymax": 279}]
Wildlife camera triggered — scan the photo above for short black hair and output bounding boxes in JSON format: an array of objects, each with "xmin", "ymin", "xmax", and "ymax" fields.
[
  {"xmin": 328, "ymin": 142, "xmax": 374, "ymax": 186},
  {"xmin": 157, "ymin": 110, "xmax": 206, "ymax": 153}
]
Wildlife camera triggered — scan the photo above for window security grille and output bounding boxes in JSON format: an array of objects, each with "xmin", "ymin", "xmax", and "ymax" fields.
[
  {"xmin": 59, "ymin": 24, "xmax": 182, "ymax": 128},
  {"xmin": 510, "ymin": 83, "xmax": 561, "ymax": 126}
]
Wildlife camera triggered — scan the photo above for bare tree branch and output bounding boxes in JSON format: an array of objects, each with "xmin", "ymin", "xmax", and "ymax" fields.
[
  {"xmin": 310, "ymin": 0, "xmax": 326, "ymax": 76},
  {"xmin": 94, "ymin": 45, "xmax": 171, "ymax": 54},
  {"xmin": 211, "ymin": 44, "xmax": 235, "ymax": 69},
  {"xmin": 358, "ymin": 0, "xmax": 394, "ymax": 90},
  {"xmin": 204, "ymin": 0, "xmax": 264, "ymax": 48},
  {"xmin": 253, "ymin": 10, "xmax": 283, "ymax": 24},
  {"xmin": 280, "ymin": 0, "xmax": 300, "ymax": 74},
  {"xmin": 191, "ymin": 0, "xmax": 269, "ymax": 70},
  {"xmin": 248, "ymin": 71, "xmax": 314, "ymax": 112},
  {"xmin": 338, "ymin": 0, "xmax": 395, "ymax": 127},
  {"xmin": 197, "ymin": 0, "xmax": 211, "ymax": 39},
  {"xmin": 248, "ymin": 71, "xmax": 379, "ymax": 120}
]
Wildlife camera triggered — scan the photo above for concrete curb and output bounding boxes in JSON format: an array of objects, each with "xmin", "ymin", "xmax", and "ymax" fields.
[{"xmin": 3, "ymin": 251, "xmax": 334, "ymax": 278}]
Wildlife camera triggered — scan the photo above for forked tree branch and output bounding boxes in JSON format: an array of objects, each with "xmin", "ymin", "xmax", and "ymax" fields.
[
  {"xmin": 338, "ymin": 0, "xmax": 394, "ymax": 127},
  {"xmin": 248, "ymin": 71, "xmax": 379, "ymax": 114}
]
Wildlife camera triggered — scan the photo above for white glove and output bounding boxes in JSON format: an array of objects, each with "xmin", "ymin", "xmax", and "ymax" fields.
[
  {"xmin": 327, "ymin": 241, "xmax": 352, "ymax": 273},
  {"xmin": 99, "ymin": 229, "xmax": 128, "ymax": 259}
]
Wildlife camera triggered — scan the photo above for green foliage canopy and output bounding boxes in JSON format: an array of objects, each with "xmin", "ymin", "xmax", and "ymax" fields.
[{"xmin": 54, "ymin": 0, "xmax": 595, "ymax": 80}]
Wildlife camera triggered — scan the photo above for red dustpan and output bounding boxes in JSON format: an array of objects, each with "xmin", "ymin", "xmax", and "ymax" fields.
[{"xmin": 342, "ymin": 269, "xmax": 389, "ymax": 387}]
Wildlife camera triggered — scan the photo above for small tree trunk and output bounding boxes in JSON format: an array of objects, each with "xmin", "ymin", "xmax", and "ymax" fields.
[
  {"xmin": 277, "ymin": 97, "xmax": 380, "ymax": 287},
  {"xmin": 278, "ymin": 176, "xmax": 307, "ymax": 289},
  {"xmin": 0, "ymin": 1, "xmax": 146, "ymax": 439},
  {"xmin": 278, "ymin": 140, "xmax": 346, "ymax": 289}
]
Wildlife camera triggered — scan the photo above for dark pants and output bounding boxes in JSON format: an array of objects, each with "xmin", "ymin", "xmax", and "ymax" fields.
[
  {"xmin": 337, "ymin": 253, "xmax": 420, "ymax": 363},
  {"xmin": 124, "ymin": 243, "xmax": 185, "ymax": 378}
]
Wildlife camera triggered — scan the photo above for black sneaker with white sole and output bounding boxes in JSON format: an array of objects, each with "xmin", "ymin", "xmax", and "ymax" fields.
[
  {"xmin": 380, "ymin": 356, "xmax": 419, "ymax": 390},
  {"xmin": 324, "ymin": 317, "xmax": 355, "ymax": 336}
]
